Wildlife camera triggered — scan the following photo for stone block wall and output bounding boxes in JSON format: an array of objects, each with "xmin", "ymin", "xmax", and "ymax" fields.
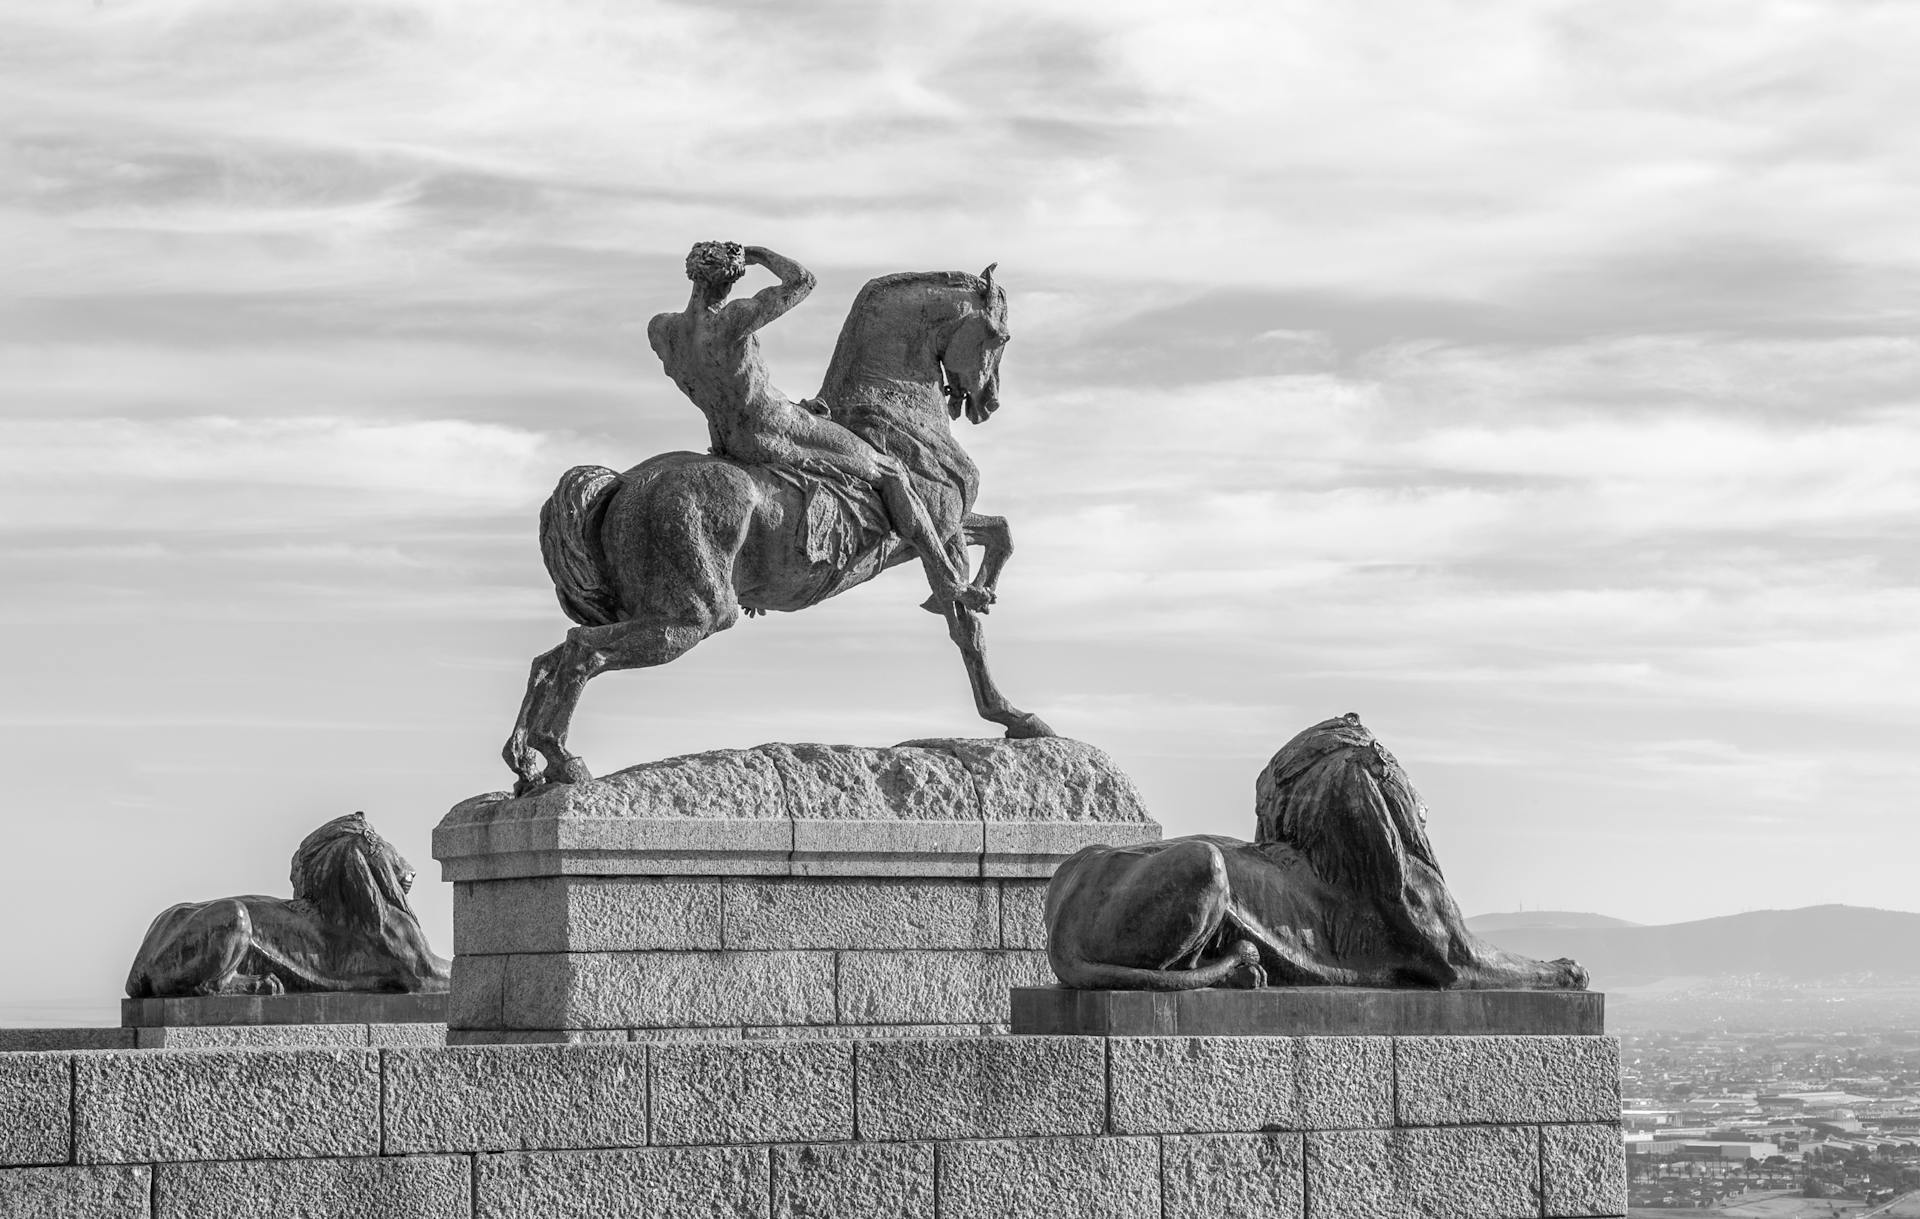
[
  {"xmin": 449, "ymin": 876, "xmax": 1054, "ymax": 1041},
  {"xmin": 0, "ymin": 1032, "xmax": 1625, "ymax": 1218}
]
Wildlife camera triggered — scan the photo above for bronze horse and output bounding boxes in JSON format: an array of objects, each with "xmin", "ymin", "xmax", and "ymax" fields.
[{"xmin": 504, "ymin": 269, "xmax": 1054, "ymax": 792}]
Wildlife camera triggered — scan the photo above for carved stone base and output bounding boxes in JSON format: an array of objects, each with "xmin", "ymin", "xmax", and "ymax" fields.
[{"xmin": 1010, "ymin": 985, "xmax": 1604, "ymax": 1037}]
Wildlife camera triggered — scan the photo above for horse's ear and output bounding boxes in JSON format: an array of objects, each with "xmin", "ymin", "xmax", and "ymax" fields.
[{"xmin": 979, "ymin": 263, "xmax": 997, "ymax": 296}]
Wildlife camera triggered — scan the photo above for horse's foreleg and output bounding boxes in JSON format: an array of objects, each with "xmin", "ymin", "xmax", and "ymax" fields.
[
  {"xmin": 944, "ymin": 604, "xmax": 1056, "ymax": 739},
  {"xmin": 962, "ymin": 512, "xmax": 1013, "ymax": 595}
]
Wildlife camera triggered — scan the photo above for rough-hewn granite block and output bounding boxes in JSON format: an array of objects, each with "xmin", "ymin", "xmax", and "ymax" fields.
[
  {"xmin": 935, "ymin": 1136, "xmax": 1159, "ymax": 1219},
  {"xmin": 772, "ymin": 743, "xmax": 982, "ymax": 877},
  {"xmin": 0, "ymin": 1053, "xmax": 70, "ymax": 1167},
  {"xmin": 999, "ymin": 881, "xmax": 1049, "ymax": 949},
  {"xmin": 475, "ymin": 1146, "xmax": 764, "ymax": 1219},
  {"xmin": 0, "ymin": 1029, "xmax": 133, "ymax": 1052},
  {"xmin": 923, "ymin": 737, "xmax": 1149, "ymax": 824},
  {"xmin": 773, "ymin": 1142, "xmax": 933, "ymax": 1219},
  {"xmin": 856, "ymin": 1037, "xmax": 1104, "ymax": 1141},
  {"xmin": 1307, "ymin": 1126, "xmax": 1541, "ymax": 1219},
  {"xmin": 723, "ymin": 878, "xmax": 997, "ymax": 950},
  {"xmin": 1109, "ymin": 1036, "xmax": 1388, "ymax": 1133},
  {"xmin": 1110, "ymin": 1036, "xmax": 1300, "ymax": 1134},
  {"xmin": 1396, "ymin": 1035, "xmax": 1619, "ymax": 1125},
  {"xmin": 449, "ymin": 953, "xmax": 506, "ymax": 1029},
  {"xmin": 384, "ymin": 1043, "xmax": 648, "ymax": 1153},
  {"xmin": 436, "ymin": 750, "xmax": 791, "ymax": 882},
  {"xmin": 1299, "ymin": 1036, "xmax": 1395, "ymax": 1128},
  {"xmin": 837, "ymin": 950, "xmax": 1051, "ymax": 1024},
  {"xmin": 1010, "ymin": 986, "xmax": 1604, "ymax": 1036},
  {"xmin": 1162, "ymin": 1133, "xmax": 1304, "ymax": 1219},
  {"xmin": 74, "ymin": 1048, "xmax": 379, "ymax": 1164},
  {"xmin": 437, "ymin": 738, "xmax": 1163, "ymax": 881},
  {"xmin": 0, "ymin": 1165, "xmax": 149, "ymax": 1218},
  {"xmin": 502, "ymin": 950, "xmax": 835, "ymax": 1028},
  {"xmin": 456, "ymin": 877, "xmax": 723, "ymax": 954},
  {"xmin": 775, "ymin": 742, "xmax": 978, "ymax": 820},
  {"xmin": 134, "ymin": 1024, "xmax": 367, "ymax": 1050},
  {"xmin": 1543, "ymin": 1123, "xmax": 1628, "ymax": 1217},
  {"xmin": 153, "ymin": 1155, "xmax": 468, "ymax": 1219},
  {"xmin": 651, "ymin": 1041, "xmax": 852, "ymax": 1145}
]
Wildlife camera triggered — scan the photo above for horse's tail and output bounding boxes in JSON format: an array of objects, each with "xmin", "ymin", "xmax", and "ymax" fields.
[{"xmin": 539, "ymin": 465, "xmax": 621, "ymax": 627}]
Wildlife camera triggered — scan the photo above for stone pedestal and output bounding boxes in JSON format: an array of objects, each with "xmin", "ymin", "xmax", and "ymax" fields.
[{"xmin": 433, "ymin": 738, "xmax": 1158, "ymax": 1044}]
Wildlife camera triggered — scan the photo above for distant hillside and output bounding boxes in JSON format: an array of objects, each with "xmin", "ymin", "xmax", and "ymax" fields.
[
  {"xmin": 1471, "ymin": 904, "xmax": 1920, "ymax": 988},
  {"xmin": 1467, "ymin": 911, "xmax": 1642, "ymax": 934}
]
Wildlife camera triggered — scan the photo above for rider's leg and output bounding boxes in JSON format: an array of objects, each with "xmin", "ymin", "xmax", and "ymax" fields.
[
  {"xmin": 791, "ymin": 436, "xmax": 987, "ymax": 612},
  {"xmin": 867, "ymin": 456, "xmax": 992, "ymax": 612}
]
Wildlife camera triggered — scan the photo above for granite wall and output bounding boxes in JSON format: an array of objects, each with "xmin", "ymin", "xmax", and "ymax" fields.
[
  {"xmin": 449, "ymin": 875, "xmax": 1054, "ymax": 1042},
  {"xmin": 0, "ymin": 1032, "xmax": 1625, "ymax": 1218}
]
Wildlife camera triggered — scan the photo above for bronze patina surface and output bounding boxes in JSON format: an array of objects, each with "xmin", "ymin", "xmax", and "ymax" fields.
[{"xmin": 1045, "ymin": 714, "xmax": 1588, "ymax": 992}]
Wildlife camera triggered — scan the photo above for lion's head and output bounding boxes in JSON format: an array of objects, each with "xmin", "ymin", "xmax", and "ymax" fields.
[
  {"xmin": 1252, "ymin": 713, "xmax": 1587, "ymax": 989},
  {"xmin": 290, "ymin": 812, "xmax": 447, "ymax": 991},
  {"xmin": 1254, "ymin": 712, "xmax": 1438, "ymax": 890}
]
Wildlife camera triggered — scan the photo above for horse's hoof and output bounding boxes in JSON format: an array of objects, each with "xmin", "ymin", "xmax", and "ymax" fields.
[
  {"xmin": 510, "ymin": 775, "xmax": 544, "ymax": 799},
  {"xmin": 1004, "ymin": 713, "xmax": 1058, "ymax": 740},
  {"xmin": 558, "ymin": 757, "xmax": 594, "ymax": 785}
]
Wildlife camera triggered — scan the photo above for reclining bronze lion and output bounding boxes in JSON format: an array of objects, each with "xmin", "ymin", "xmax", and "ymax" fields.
[
  {"xmin": 1046, "ymin": 714, "xmax": 1587, "ymax": 991},
  {"xmin": 126, "ymin": 812, "xmax": 449, "ymax": 998}
]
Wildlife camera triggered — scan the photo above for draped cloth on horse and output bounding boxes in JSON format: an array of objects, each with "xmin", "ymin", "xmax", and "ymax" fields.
[{"xmin": 761, "ymin": 459, "xmax": 893, "ymax": 574}]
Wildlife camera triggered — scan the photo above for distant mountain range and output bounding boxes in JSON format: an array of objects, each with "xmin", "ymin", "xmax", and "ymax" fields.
[{"xmin": 1465, "ymin": 904, "xmax": 1920, "ymax": 987}]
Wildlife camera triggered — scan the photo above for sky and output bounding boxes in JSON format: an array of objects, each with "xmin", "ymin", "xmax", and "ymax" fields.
[{"xmin": 4, "ymin": 0, "xmax": 1919, "ymax": 1020}]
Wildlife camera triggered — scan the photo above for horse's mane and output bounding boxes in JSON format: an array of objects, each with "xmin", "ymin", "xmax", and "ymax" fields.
[{"xmin": 818, "ymin": 270, "xmax": 995, "ymax": 403}]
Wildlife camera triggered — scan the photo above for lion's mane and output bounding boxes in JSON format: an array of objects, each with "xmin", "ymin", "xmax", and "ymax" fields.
[
  {"xmin": 1252, "ymin": 712, "xmax": 1449, "ymax": 969},
  {"xmin": 288, "ymin": 811, "xmax": 444, "ymax": 988}
]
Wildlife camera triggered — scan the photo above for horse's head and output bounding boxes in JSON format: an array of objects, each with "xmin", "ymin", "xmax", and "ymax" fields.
[{"xmin": 939, "ymin": 263, "xmax": 1010, "ymax": 425}]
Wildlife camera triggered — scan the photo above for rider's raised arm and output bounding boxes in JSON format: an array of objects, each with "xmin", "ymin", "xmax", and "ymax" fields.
[{"xmin": 726, "ymin": 245, "xmax": 815, "ymax": 334}]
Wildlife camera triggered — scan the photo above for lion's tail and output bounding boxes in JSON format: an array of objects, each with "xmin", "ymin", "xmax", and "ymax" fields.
[
  {"xmin": 1048, "ymin": 942, "xmax": 1262, "ymax": 991},
  {"xmin": 539, "ymin": 465, "xmax": 622, "ymax": 627}
]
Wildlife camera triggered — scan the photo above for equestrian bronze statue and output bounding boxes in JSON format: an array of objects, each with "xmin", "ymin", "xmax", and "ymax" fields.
[{"xmin": 504, "ymin": 243, "xmax": 1053, "ymax": 793}]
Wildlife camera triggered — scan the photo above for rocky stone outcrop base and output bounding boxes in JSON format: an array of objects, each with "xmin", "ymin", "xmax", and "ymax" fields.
[{"xmin": 0, "ymin": 1031, "xmax": 1623, "ymax": 1218}]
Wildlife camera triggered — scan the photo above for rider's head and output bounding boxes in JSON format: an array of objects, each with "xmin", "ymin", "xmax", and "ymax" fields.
[{"xmin": 686, "ymin": 241, "xmax": 747, "ymax": 296}]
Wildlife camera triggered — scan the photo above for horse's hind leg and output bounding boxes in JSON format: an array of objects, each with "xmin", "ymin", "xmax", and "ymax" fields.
[
  {"xmin": 944, "ymin": 604, "xmax": 1055, "ymax": 740},
  {"xmin": 516, "ymin": 599, "xmax": 740, "ymax": 790}
]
